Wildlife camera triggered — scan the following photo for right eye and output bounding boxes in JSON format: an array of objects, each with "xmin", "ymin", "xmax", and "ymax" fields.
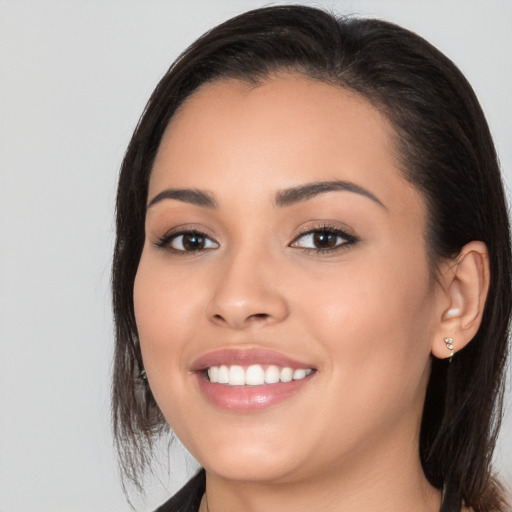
[{"xmin": 157, "ymin": 230, "xmax": 219, "ymax": 252}]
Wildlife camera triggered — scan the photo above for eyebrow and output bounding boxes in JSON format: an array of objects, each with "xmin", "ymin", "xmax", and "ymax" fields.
[
  {"xmin": 147, "ymin": 180, "xmax": 385, "ymax": 211},
  {"xmin": 275, "ymin": 180, "xmax": 386, "ymax": 209},
  {"xmin": 147, "ymin": 188, "xmax": 217, "ymax": 209}
]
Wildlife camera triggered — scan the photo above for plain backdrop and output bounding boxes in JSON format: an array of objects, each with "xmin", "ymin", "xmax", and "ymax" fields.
[{"xmin": 1, "ymin": 1, "xmax": 511, "ymax": 511}]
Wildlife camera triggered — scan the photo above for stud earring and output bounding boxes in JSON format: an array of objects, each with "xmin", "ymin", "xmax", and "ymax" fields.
[
  {"xmin": 139, "ymin": 369, "xmax": 147, "ymax": 381},
  {"xmin": 443, "ymin": 337, "xmax": 454, "ymax": 362}
]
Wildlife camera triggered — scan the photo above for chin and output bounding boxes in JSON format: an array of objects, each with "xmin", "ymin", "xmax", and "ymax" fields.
[
  {"xmin": 202, "ymin": 451, "xmax": 299, "ymax": 483},
  {"xmin": 183, "ymin": 426, "xmax": 309, "ymax": 483}
]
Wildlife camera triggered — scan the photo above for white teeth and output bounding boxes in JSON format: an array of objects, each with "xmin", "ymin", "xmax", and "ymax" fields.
[
  {"xmin": 206, "ymin": 364, "xmax": 313, "ymax": 386},
  {"xmin": 218, "ymin": 365, "xmax": 229, "ymax": 384},
  {"xmin": 245, "ymin": 364, "xmax": 265, "ymax": 386},
  {"xmin": 207, "ymin": 366, "xmax": 219, "ymax": 383},
  {"xmin": 265, "ymin": 365, "xmax": 280, "ymax": 384},
  {"xmin": 280, "ymin": 367, "xmax": 293, "ymax": 382},
  {"xmin": 229, "ymin": 365, "xmax": 245, "ymax": 386},
  {"xmin": 293, "ymin": 369, "xmax": 306, "ymax": 380}
]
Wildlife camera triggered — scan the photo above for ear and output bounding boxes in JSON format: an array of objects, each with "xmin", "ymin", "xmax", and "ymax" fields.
[{"xmin": 431, "ymin": 241, "xmax": 490, "ymax": 360}]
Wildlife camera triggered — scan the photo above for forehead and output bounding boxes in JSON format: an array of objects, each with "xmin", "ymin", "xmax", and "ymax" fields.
[{"xmin": 150, "ymin": 74, "xmax": 422, "ymax": 219}]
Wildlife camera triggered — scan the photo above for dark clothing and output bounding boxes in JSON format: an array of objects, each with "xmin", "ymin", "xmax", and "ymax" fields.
[
  {"xmin": 154, "ymin": 468, "xmax": 460, "ymax": 511},
  {"xmin": 154, "ymin": 470, "xmax": 205, "ymax": 512}
]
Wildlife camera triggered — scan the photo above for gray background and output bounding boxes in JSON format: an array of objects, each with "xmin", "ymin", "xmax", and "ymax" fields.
[{"xmin": 1, "ymin": 1, "xmax": 511, "ymax": 510}]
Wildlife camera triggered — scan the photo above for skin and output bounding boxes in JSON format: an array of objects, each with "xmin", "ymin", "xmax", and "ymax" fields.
[{"xmin": 134, "ymin": 75, "xmax": 485, "ymax": 512}]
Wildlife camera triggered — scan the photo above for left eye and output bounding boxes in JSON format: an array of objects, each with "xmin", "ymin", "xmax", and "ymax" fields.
[
  {"xmin": 291, "ymin": 229, "xmax": 354, "ymax": 251},
  {"xmin": 163, "ymin": 231, "xmax": 219, "ymax": 252}
]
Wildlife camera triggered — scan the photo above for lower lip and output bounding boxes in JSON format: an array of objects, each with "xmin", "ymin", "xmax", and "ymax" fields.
[{"xmin": 196, "ymin": 373, "xmax": 313, "ymax": 412}]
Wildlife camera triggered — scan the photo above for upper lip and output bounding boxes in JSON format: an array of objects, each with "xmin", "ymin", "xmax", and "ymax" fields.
[{"xmin": 191, "ymin": 348, "xmax": 315, "ymax": 372}]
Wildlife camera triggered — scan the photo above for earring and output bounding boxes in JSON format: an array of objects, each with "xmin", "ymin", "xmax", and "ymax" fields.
[
  {"xmin": 139, "ymin": 369, "xmax": 148, "ymax": 381},
  {"xmin": 443, "ymin": 337, "xmax": 454, "ymax": 362}
]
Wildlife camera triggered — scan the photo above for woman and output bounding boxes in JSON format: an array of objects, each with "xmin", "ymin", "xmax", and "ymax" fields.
[{"xmin": 112, "ymin": 5, "xmax": 511, "ymax": 511}]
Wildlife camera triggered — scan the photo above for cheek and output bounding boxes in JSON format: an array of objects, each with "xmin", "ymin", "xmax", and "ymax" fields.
[
  {"xmin": 298, "ymin": 249, "xmax": 436, "ymax": 394},
  {"xmin": 133, "ymin": 258, "xmax": 205, "ymax": 434},
  {"xmin": 133, "ymin": 253, "xmax": 199, "ymax": 381},
  {"xmin": 290, "ymin": 258, "xmax": 435, "ymax": 456}
]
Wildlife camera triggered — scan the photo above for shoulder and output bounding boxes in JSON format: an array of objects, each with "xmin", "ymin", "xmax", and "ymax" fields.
[{"xmin": 154, "ymin": 469, "xmax": 206, "ymax": 512}]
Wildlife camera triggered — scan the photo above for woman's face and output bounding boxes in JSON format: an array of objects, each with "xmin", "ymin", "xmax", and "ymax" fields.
[{"xmin": 134, "ymin": 75, "xmax": 444, "ymax": 484}]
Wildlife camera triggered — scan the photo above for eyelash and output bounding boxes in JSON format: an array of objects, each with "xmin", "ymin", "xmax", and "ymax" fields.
[
  {"xmin": 155, "ymin": 224, "xmax": 358, "ymax": 254},
  {"xmin": 290, "ymin": 224, "xmax": 358, "ymax": 253},
  {"xmin": 155, "ymin": 229, "xmax": 219, "ymax": 254}
]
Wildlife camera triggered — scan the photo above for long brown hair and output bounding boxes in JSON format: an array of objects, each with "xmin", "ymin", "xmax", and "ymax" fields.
[{"xmin": 112, "ymin": 5, "xmax": 511, "ymax": 509}]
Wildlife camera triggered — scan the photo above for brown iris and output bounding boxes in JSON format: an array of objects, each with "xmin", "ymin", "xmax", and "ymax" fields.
[
  {"xmin": 313, "ymin": 231, "xmax": 338, "ymax": 249},
  {"xmin": 182, "ymin": 233, "xmax": 207, "ymax": 251}
]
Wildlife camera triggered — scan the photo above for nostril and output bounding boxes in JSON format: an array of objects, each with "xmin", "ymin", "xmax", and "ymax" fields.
[
  {"xmin": 207, "ymin": 294, "xmax": 289, "ymax": 329},
  {"xmin": 245, "ymin": 313, "xmax": 272, "ymax": 325},
  {"xmin": 211, "ymin": 311, "xmax": 271, "ymax": 328}
]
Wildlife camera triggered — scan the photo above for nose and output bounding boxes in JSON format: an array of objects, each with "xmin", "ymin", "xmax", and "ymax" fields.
[{"xmin": 205, "ymin": 248, "xmax": 289, "ymax": 330}]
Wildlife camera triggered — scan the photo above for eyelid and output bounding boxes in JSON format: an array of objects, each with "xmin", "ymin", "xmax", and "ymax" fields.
[
  {"xmin": 154, "ymin": 225, "xmax": 219, "ymax": 252},
  {"xmin": 290, "ymin": 223, "xmax": 358, "ymax": 252},
  {"xmin": 291, "ymin": 221, "xmax": 356, "ymax": 240}
]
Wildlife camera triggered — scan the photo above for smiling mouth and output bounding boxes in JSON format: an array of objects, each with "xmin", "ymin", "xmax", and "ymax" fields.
[
  {"xmin": 205, "ymin": 364, "xmax": 314, "ymax": 386},
  {"xmin": 194, "ymin": 350, "xmax": 317, "ymax": 411}
]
